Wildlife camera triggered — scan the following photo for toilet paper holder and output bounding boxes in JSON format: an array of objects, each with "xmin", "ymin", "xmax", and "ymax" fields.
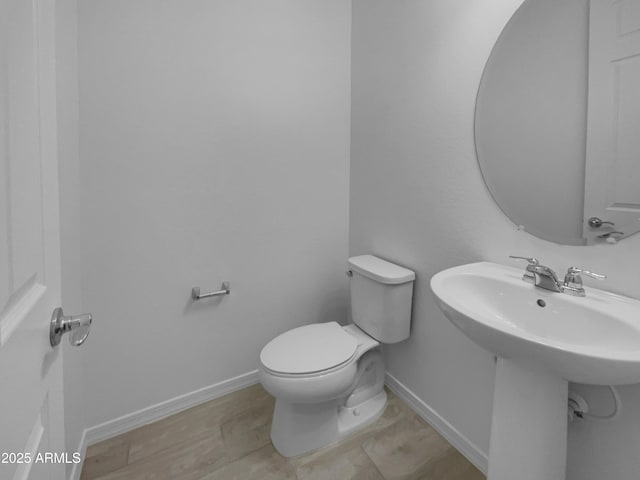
[{"xmin": 191, "ymin": 282, "xmax": 230, "ymax": 300}]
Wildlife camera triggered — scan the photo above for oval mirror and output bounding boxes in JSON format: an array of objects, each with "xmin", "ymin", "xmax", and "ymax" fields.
[{"xmin": 475, "ymin": 0, "xmax": 640, "ymax": 245}]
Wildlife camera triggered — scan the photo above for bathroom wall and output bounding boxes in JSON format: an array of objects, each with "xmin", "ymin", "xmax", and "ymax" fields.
[
  {"xmin": 77, "ymin": 0, "xmax": 351, "ymax": 428},
  {"xmin": 55, "ymin": 0, "xmax": 87, "ymax": 475},
  {"xmin": 350, "ymin": 1, "xmax": 640, "ymax": 479}
]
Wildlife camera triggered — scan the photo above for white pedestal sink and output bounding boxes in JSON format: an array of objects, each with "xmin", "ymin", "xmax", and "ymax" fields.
[{"xmin": 431, "ymin": 262, "xmax": 640, "ymax": 480}]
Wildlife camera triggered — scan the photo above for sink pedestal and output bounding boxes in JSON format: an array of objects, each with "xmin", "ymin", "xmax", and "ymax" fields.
[{"xmin": 488, "ymin": 358, "xmax": 568, "ymax": 480}]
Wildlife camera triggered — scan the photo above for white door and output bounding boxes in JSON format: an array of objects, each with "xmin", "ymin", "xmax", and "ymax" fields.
[
  {"xmin": 584, "ymin": 0, "xmax": 640, "ymax": 243},
  {"xmin": 0, "ymin": 0, "xmax": 67, "ymax": 478}
]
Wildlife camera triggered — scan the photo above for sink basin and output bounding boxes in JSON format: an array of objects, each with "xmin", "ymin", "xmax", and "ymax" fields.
[
  {"xmin": 431, "ymin": 261, "xmax": 640, "ymax": 385},
  {"xmin": 431, "ymin": 261, "xmax": 640, "ymax": 480}
]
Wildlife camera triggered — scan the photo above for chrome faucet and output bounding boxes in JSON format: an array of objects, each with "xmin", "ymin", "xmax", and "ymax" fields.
[
  {"xmin": 509, "ymin": 256, "xmax": 605, "ymax": 297},
  {"xmin": 509, "ymin": 256, "xmax": 562, "ymax": 292}
]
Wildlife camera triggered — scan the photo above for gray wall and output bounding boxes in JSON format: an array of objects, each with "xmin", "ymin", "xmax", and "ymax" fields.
[
  {"xmin": 55, "ymin": 0, "xmax": 86, "ymax": 476},
  {"xmin": 350, "ymin": 1, "xmax": 640, "ymax": 479},
  {"xmin": 77, "ymin": 0, "xmax": 351, "ymax": 428},
  {"xmin": 63, "ymin": 1, "xmax": 640, "ymax": 478}
]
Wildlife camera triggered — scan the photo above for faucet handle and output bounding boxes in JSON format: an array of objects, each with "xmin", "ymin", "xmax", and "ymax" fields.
[
  {"xmin": 509, "ymin": 256, "xmax": 538, "ymax": 283},
  {"xmin": 566, "ymin": 266, "xmax": 606, "ymax": 281},
  {"xmin": 563, "ymin": 267, "xmax": 606, "ymax": 297},
  {"xmin": 509, "ymin": 256, "xmax": 539, "ymax": 265}
]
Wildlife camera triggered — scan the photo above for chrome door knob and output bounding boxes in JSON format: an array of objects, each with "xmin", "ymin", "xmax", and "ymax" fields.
[
  {"xmin": 587, "ymin": 217, "xmax": 615, "ymax": 228},
  {"xmin": 50, "ymin": 307, "xmax": 93, "ymax": 347}
]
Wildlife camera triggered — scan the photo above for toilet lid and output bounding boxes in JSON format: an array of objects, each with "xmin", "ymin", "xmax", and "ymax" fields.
[{"xmin": 260, "ymin": 322, "xmax": 358, "ymax": 375}]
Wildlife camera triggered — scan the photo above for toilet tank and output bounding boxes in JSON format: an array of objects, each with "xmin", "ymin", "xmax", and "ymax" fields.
[{"xmin": 348, "ymin": 255, "xmax": 415, "ymax": 343}]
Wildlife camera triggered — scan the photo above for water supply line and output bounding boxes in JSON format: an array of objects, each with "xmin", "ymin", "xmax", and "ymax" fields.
[
  {"xmin": 570, "ymin": 385, "xmax": 621, "ymax": 421},
  {"xmin": 582, "ymin": 385, "xmax": 621, "ymax": 421}
]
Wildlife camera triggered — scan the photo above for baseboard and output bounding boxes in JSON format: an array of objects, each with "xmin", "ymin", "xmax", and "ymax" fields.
[
  {"xmin": 69, "ymin": 370, "xmax": 260, "ymax": 480},
  {"xmin": 68, "ymin": 369, "xmax": 485, "ymax": 479},
  {"xmin": 384, "ymin": 372, "xmax": 488, "ymax": 475}
]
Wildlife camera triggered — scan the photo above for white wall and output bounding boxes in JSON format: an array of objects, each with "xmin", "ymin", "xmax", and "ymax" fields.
[
  {"xmin": 66, "ymin": 1, "xmax": 640, "ymax": 478},
  {"xmin": 77, "ymin": 0, "xmax": 351, "ymax": 428},
  {"xmin": 55, "ymin": 0, "xmax": 87, "ymax": 475},
  {"xmin": 350, "ymin": 1, "xmax": 640, "ymax": 479}
]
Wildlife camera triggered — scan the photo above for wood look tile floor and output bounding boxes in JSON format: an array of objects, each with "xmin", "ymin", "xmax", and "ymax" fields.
[{"xmin": 80, "ymin": 384, "xmax": 485, "ymax": 480}]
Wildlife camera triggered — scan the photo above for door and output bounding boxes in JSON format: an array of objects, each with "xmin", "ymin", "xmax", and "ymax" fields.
[
  {"xmin": 584, "ymin": 0, "xmax": 640, "ymax": 243},
  {"xmin": 0, "ymin": 0, "xmax": 67, "ymax": 478}
]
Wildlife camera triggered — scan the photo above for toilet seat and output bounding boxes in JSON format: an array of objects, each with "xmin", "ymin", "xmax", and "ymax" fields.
[{"xmin": 260, "ymin": 322, "xmax": 358, "ymax": 375}]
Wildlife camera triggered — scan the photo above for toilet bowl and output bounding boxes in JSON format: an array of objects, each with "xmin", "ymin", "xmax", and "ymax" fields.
[
  {"xmin": 259, "ymin": 322, "xmax": 386, "ymax": 457},
  {"xmin": 258, "ymin": 255, "xmax": 415, "ymax": 457}
]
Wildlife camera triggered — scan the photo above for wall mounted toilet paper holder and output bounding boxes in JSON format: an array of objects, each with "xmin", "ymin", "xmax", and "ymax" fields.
[{"xmin": 191, "ymin": 282, "xmax": 230, "ymax": 300}]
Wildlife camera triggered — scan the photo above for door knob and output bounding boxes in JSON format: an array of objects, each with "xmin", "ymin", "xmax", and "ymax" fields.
[
  {"xmin": 587, "ymin": 217, "xmax": 615, "ymax": 228},
  {"xmin": 50, "ymin": 307, "xmax": 93, "ymax": 347}
]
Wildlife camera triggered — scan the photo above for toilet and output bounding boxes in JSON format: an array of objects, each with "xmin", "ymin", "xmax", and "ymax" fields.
[{"xmin": 258, "ymin": 254, "xmax": 415, "ymax": 457}]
